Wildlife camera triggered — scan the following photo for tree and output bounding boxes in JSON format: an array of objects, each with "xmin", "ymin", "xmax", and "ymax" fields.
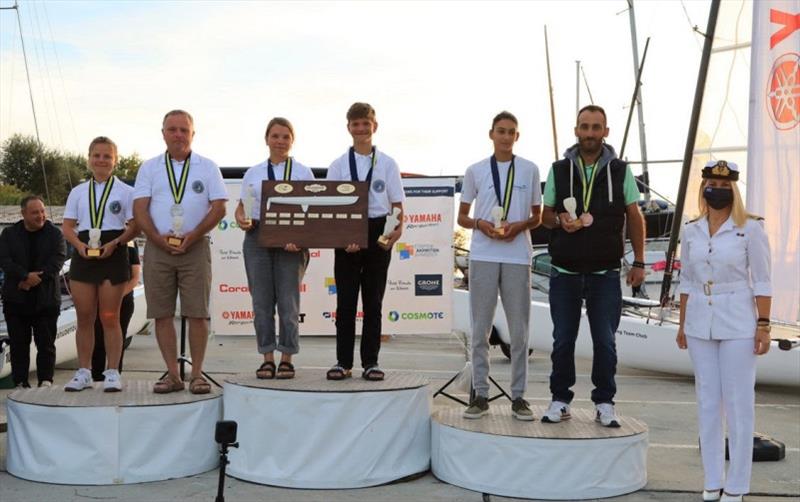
[
  {"xmin": 0, "ymin": 183, "xmax": 26, "ymax": 205},
  {"xmin": 116, "ymin": 152, "xmax": 142, "ymax": 182}
]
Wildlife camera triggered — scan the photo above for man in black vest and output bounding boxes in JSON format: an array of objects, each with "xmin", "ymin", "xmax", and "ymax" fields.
[
  {"xmin": 540, "ymin": 105, "xmax": 645, "ymax": 427},
  {"xmin": 0, "ymin": 195, "xmax": 67, "ymax": 388}
]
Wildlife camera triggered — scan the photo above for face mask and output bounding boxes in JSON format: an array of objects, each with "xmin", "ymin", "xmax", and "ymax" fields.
[{"xmin": 703, "ymin": 187, "xmax": 733, "ymax": 210}]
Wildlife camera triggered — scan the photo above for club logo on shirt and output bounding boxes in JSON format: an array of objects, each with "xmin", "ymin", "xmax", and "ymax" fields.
[
  {"xmin": 192, "ymin": 180, "xmax": 205, "ymax": 193},
  {"xmin": 108, "ymin": 200, "xmax": 122, "ymax": 214},
  {"xmin": 372, "ymin": 179, "xmax": 386, "ymax": 193}
]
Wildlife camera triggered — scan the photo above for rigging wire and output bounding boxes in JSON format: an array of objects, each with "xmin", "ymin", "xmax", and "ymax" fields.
[
  {"xmin": 580, "ymin": 65, "xmax": 595, "ymax": 105},
  {"xmin": 13, "ymin": 0, "xmax": 52, "ymax": 204},
  {"xmin": 23, "ymin": 0, "xmax": 54, "ymax": 145},
  {"xmin": 42, "ymin": 0, "xmax": 80, "ymax": 155},
  {"xmin": 679, "ymin": 0, "xmax": 703, "ymax": 50},
  {"xmin": 31, "ymin": 0, "xmax": 64, "ymax": 149}
]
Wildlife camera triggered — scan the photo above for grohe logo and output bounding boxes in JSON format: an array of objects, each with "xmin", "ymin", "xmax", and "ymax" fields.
[{"xmin": 414, "ymin": 274, "xmax": 442, "ymax": 296}]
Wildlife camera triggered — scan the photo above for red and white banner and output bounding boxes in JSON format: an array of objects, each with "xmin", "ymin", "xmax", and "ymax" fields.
[{"xmin": 747, "ymin": 0, "xmax": 800, "ymax": 323}]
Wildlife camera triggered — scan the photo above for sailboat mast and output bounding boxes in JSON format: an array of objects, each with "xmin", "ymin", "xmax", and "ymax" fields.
[
  {"xmin": 6, "ymin": 0, "xmax": 52, "ymax": 204},
  {"xmin": 626, "ymin": 0, "xmax": 650, "ymax": 202},
  {"xmin": 658, "ymin": 0, "xmax": 721, "ymax": 307},
  {"xmin": 544, "ymin": 26, "xmax": 559, "ymax": 161}
]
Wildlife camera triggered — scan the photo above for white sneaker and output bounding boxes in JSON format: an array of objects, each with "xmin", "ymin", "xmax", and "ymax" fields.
[
  {"xmin": 103, "ymin": 369, "xmax": 122, "ymax": 392},
  {"xmin": 595, "ymin": 402, "xmax": 621, "ymax": 428},
  {"xmin": 64, "ymin": 368, "xmax": 93, "ymax": 392},
  {"xmin": 542, "ymin": 400, "xmax": 571, "ymax": 423},
  {"xmin": 720, "ymin": 494, "xmax": 743, "ymax": 502},
  {"xmin": 703, "ymin": 489, "xmax": 722, "ymax": 501},
  {"xmin": 38, "ymin": 380, "xmax": 53, "ymax": 388}
]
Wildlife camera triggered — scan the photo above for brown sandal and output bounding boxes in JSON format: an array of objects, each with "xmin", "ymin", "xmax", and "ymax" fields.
[
  {"xmin": 189, "ymin": 376, "xmax": 211, "ymax": 394},
  {"xmin": 256, "ymin": 361, "xmax": 276, "ymax": 379},
  {"xmin": 153, "ymin": 374, "xmax": 185, "ymax": 394},
  {"xmin": 276, "ymin": 362, "xmax": 295, "ymax": 379}
]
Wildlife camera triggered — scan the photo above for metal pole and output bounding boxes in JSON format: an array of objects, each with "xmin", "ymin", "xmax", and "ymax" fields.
[
  {"xmin": 12, "ymin": 0, "xmax": 51, "ymax": 205},
  {"xmin": 627, "ymin": 0, "xmax": 651, "ymax": 201},
  {"xmin": 659, "ymin": 0, "xmax": 721, "ymax": 307},
  {"xmin": 575, "ymin": 60, "xmax": 580, "ymax": 116},
  {"xmin": 620, "ymin": 37, "xmax": 650, "ymax": 160},
  {"xmin": 544, "ymin": 26, "xmax": 559, "ymax": 161}
]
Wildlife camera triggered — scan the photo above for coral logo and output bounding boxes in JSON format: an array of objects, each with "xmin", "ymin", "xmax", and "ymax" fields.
[
  {"xmin": 219, "ymin": 284, "xmax": 249, "ymax": 293},
  {"xmin": 395, "ymin": 242, "xmax": 415, "ymax": 260},
  {"xmin": 324, "ymin": 277, "xmax": 336, "ymax": 295},
  {"xmin": 310, "ymin": 249, "xmax": 321, "ymax": 258}
]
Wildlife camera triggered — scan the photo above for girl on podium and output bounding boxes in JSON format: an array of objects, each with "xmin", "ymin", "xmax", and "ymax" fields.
[
  {"xmin": 235, "ymin": 117, "xmax": 315, "ymax": 380},
  {"xmin": 676, "ymin": 160, "xmax": 772, "ymax": 502},
  {"xmin": 62, "ymin": 137, "xmax": 138, "ymax": 392}
]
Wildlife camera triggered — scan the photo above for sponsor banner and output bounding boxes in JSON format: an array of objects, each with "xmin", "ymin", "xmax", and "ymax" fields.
[
  {"xmin": 210, "ymin": 177, "xmax": 454, "ymax": 335},
  {"xmin": 747, "ymin": 0, "xmax": 800, "ymax": 322}
]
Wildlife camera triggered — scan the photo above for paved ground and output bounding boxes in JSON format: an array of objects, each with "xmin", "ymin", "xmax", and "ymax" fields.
[{"xmin": 1, "ymin": 329, "xmax": 798, "ymax": 502}]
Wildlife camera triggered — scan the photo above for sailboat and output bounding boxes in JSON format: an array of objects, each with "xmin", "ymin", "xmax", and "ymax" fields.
[{"xmin": 453, "ymin": 0, "xmax": 800, "ymax": 387}]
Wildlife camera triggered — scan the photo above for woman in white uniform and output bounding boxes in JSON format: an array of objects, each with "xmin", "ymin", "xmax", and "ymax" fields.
[
  {"xmin": 234, "ymin": 117, "xmax": 314, "ymax": 380},
  {"xmin": 62, "ymin": 137, "xmax": 138, "ymax": 392},
  {"xmin": 676, "ymin": 160, "xmax": 772, "ymax": 502}
]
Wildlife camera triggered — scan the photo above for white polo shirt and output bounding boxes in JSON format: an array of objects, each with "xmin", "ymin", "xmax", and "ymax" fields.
[
  {"xmin": 64, "ymin": 176, "xmax": 134, "ymax": 232},
  {"xmin": 326, "ymin": 147, "xmax": 405, "ymax": 218},
  {"xmin": 133, "ymin": 151, "xmax": 228, "ymax": 235},
  {"xmin": 678, "ymin": 215, "xmax": 771, "ymax": 340},
  {"xmin": 461, "ymin": 155, "xmax": 542, "ymax": 266},
  {"xmin": 240, "ymin": 158, "xmax": 315, "ymax": 218}
]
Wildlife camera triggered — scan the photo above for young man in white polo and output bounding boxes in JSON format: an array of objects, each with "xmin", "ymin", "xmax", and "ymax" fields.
[
  {"xmin": 458, "ymin": 111, "xmax": 542, "ymax": 420},
  {"xmin": 133, "ymin": 109, "xmax": 227, "ymax": 394},
  {"xmin": 325, "ymin": 102, "xmax": 404, "ymax": 381}
]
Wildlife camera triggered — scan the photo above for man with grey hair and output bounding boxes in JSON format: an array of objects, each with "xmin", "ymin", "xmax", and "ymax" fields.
[
  {"xmin": 133, "ymin": 110, "xmax": 227, "ymax": 394},
  {"xmin": 0, "ymin": 195, "xmax": 66, "ymax": 388}
]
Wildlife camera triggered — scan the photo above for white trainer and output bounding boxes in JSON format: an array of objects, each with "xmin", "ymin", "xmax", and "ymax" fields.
[
  {"xmin": 541, "ymin": 400, "xmax": 571, "ymax": 423},
  {"xmin": 64, "ymin": 368, "xmax": 93, "ymax": 392},
  {"xmin": 103, "ymin": 369, "xmax": 122, "ymax": 392},
  {"xmin": 720, "ymin": 494, "xmax": 743, "ymax": 502},
  {"xmin": 38, "ymin": 380, "xmax": 53, "ymax": 388},
  {"xmin": 702, "ymin": 489, "xmax": 722, "ymax": 501},
  {"xmin": 595, "ymin": 402, "xmax": 621, "ymax": 428}
]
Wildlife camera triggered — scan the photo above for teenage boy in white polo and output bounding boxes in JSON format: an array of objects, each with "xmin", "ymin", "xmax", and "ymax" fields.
[
  {"xmin": 133, "ymin": 109, "xmax": 227, "ymax": 394},
  {"xmin": 458, "ymin": 111, "xmax": 542, "ymax": 420},
  {"xmin": 325, "ymin": 102, "xmax": 404, "ymax": 381}
]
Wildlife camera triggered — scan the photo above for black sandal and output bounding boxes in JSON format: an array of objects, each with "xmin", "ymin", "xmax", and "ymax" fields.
[
  {"xmin": 276, "ymin": 362, "xmax": 296, "ymax": 379},
  {"xmin": 362, "ymin": 366, "xmax": 385, "ymax": 381},
  {"xmin": 256, "ymin": 361, "xmax": 276, "ymax": 379},
  {"xmin": 326, "ymin": 365, "xmax": 352, "ymax": 381}
]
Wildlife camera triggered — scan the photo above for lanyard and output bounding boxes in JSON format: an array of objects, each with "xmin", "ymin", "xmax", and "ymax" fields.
[
  {"xmin": 348, "ymin": 146, "xmax": 376, "ymax": 184},
  {"xmin": 267, "ymin": 157, "xmax": 293, "ymax": 181},
  {"xmin": 165, "ymin": 151, "xmax": 191, "ymax": 205},
  {"xmin": 490, "ymin": 155, "xmax": 515, "ymax": 220},
  {"xmin": 577, "ymin": 157, "xmax": 600, "ymax": 212},
  {"xmin": 89, "ymin": 177, "xmax": 115, "ymax": 229}
]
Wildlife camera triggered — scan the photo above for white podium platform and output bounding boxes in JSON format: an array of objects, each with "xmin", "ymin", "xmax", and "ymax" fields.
[
  {"xmin": 432, "ymin": 406, "xmax": 648, "ymax": 500},
  {"xmin": 223, "ymin": 371, "xmax": 431, "ymax": 488},
  {"xmin": 6, "ymin": 380, "xmax": 222, "ymax": 485}
]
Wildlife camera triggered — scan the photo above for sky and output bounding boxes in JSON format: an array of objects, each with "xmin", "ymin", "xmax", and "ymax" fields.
[{"xmin": 0, "ymin": 0, "xmax": 714, "ymax": 201}]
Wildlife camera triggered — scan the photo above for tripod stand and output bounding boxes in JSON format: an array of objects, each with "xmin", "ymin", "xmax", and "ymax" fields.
[
  {"xmin": 160, "ymin": 316, "xmax": 221, "ymax": 387},
  {"xmin": 434, "ymin": 365, "xmax": 511, "ymax": 406}
]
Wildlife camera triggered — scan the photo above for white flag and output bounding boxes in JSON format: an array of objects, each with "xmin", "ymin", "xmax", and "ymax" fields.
[{"xmin": 747, "ymin": 0, "xmax": 800, "ymax": 324}]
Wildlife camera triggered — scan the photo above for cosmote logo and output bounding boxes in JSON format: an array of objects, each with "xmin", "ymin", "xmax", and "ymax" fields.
[
  {"xmin": 388, "ymin": 310, "xmax": 445, "ymax": 321},
  {"xmin": 217, "ymin": 220, "xmax": 242, "ymax": 231}
]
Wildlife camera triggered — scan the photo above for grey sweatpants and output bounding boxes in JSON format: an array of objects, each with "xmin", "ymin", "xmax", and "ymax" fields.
[{"xmin": 469, "ymin": 260, "xmax": 531, "ymax": 400}]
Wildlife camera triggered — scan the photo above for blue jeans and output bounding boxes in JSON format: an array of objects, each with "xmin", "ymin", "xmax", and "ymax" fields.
[{"xmin": 548, "ymin": 269, "xmax": 621, "ymax": 404}]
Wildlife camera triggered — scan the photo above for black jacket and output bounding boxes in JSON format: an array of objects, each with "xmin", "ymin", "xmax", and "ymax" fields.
[{"xmin": 0, "ymin": 220, "xmax": 66, "ymax": 310}]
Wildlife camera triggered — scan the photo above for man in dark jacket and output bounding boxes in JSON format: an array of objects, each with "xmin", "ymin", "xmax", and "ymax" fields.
[{"xmin": 0, "ymin": 195, "xmax": 67, "ymax": 388}]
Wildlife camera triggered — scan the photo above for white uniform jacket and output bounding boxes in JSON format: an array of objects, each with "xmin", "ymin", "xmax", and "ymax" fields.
[{"xmin": 678, "ymin": 215, "xmax": 771, "ymax": 340}]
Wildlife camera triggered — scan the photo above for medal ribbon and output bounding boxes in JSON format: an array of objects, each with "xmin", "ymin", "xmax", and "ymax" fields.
[
  {"xmin": 577, "ymin": 157, "xmax": 600, "ymax": 213},
  {"xmin": 490, "ymin": 155, "xmax": 515, "ymax": 220},
  {"xmin": 348, "ymin": 146, "xmax": 376, "ymax": 184},
  {"xmin": 165, "ymin": 151, "xmax": 191, "ymax": 205},
  {"xmin": 267, "ymin": 157, "xmax": 293, "ymax": 181},
  {"xmin": 89, "ymin": 176, "xmax": 115, "ymax": 229}
]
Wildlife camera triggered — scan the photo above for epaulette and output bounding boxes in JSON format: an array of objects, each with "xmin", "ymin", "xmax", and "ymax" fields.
[
  {"xmin": 686, "ymin": 216, "xmax": 701, "ymax": 224},
  {"xmin": 748, "ymin": 215, "xmax": 765, "ymax": 221}
]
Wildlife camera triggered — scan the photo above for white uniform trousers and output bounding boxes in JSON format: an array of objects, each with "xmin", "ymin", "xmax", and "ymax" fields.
[{"xmin": 687, "ymin": 336, "xmax": 756, "ymax": 494}]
